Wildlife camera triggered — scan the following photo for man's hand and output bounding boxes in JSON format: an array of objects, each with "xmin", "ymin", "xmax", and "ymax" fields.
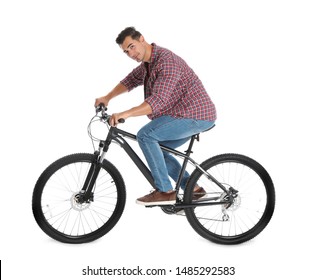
[
  {"xmin": 109, "ymin": 112, "xmax": 127, "ymax": 127},
  {"xmin": 94, "ymin": 96, "xmax": 109, "ymax": 108}
]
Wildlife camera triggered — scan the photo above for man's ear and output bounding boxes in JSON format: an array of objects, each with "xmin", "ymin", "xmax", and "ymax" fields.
[{"xmin": 139, "ymin": 35, "xmax": 145, "ymax": 43}]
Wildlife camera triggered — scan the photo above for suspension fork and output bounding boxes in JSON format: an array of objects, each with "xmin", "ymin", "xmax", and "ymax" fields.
[
  {"xmin": 79, "ymin": 139, "xmax": 109, "ymax": 203},
  {"xmin": 79, "ymin": 125, "xmax": 117, "ymax": 203},
  {"xmin": 77, "ymin": 151, "xmax": 101, "ymax": 202}
]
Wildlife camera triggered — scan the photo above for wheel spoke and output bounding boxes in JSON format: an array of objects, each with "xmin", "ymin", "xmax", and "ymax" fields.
[
  {"xmin": 185, "ymin": 154, "xmax": 274, "ymax": 244},
  {"xmin": 32, "ymin": 154, "xmax": 126, "ymax": 243}
]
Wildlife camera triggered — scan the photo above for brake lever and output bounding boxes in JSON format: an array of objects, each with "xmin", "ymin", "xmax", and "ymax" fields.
[
  {"xmin": 95, "ymin": 103, "xmax": 125, "ymax": 124},
  {"xmin": 95, "ymin": 103, "xmax": 107, "ymax": 113}
]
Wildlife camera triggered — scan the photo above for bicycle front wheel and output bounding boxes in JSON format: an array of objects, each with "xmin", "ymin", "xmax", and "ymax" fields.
[
  {"xmin": 184, "ymin": 154, "xmax": 275, "ymax": 244},
  {"xmin": 32, "ymin": 153, "xmax": 126, "ymax": 243}
]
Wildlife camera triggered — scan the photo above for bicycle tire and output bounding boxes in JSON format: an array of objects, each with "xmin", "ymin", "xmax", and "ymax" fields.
[
  {"xmin": 184, "ymin": 153, "xmax": 275, "ymax": 244},
  {"xmin": 32, "ymin": 153, "xmax": 126, "ymax": 243}
]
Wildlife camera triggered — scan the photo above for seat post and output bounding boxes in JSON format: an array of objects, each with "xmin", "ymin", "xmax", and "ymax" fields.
[
  {"xmin": 185, "ymin": 134, "xmax": 199, "ymax": 155},
  {"xmin": 175, "ymin": 134, "xmax": 199, "ymax": 195}
]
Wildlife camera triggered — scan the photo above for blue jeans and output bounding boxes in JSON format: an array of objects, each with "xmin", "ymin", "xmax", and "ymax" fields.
[{"xmin": 137, "ymin": 116, "xmax": 215, "ymax": 192}]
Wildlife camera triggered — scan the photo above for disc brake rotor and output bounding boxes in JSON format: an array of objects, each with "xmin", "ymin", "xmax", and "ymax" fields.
[
  {"xmin": 220, "ymin": 192, "xmax": 241, "ymax": 211},
  {"xmin": 70, "ymin": 193, "xmax": 91, "ymax": 211}
]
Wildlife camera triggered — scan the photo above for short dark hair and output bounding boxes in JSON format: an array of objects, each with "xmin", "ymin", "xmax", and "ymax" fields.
[{"xmin": 116, "ymin": 27, "xmax": 142, "ymax": 45}]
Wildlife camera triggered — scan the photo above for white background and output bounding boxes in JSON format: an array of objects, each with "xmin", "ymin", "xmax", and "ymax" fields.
[{"xmin": 1, "ymin": 0, "xmax": 315, "ymax": 279}]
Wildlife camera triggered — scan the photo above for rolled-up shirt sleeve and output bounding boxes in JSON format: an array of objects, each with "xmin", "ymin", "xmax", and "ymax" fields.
[
  {"xmin": 120, "ymin": 65, "xmax": 145, "ymax": 91},
  {"xmin": 145, "ymin": 60, "xmax": 182, "ymax": 115}
]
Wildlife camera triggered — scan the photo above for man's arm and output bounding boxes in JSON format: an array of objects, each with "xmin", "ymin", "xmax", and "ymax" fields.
[
  {"xmin": 110, "ymin": 101, "xmax": 152, "ymax": 126},
  {"xmin": 94, "ymin": 82, "xmax": 128, "ymax": 107}
]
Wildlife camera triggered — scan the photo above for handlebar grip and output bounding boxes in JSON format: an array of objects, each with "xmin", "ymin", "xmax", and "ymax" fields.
[{"xmin": 106, "ymin": 117, "xmax": 125, "ymax": 126}]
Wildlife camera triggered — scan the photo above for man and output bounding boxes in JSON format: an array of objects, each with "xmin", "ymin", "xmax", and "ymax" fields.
[{"xmin": 95, "ymin": 27, "xmax": 216, "ymax": 206}]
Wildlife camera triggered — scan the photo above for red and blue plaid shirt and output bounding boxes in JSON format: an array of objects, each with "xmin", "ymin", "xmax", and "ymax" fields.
[{"xmin": 121, "ymin": 44, "xmax": 217, "ymax": 121}]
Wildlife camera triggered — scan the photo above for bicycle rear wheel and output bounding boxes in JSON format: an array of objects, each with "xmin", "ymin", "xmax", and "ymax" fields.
[
  {"xmin": 32, "ymin": 153, "xmax": 126, "ymax": 243},
  {"xmin": 184, "ymin": 154, "xmax": 275, "ymax": 244}
]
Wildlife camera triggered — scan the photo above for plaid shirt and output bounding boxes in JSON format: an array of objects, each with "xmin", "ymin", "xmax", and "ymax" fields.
[{"xmin": 121, "ymin": 44, "xmax": 216, "ymax": 121}]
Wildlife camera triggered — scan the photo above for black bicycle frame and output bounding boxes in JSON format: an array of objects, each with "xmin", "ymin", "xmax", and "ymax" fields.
[{"xmin": 90, "ymin": 126, "xmax": 232, "ymax": 208}]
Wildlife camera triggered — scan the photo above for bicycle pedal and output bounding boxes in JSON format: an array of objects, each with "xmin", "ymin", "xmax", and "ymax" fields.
[{"xmin": 161, "ymin": 205, "xmax": 184, "ymax": 215}]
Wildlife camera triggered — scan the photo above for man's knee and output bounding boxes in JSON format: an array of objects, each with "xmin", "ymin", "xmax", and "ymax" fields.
[
  {"xmin": 137, "ymin": 127, "xmax": 156, "ymax": 143},
  {"xmin": 136, "ymin": 128, "xmax": 146, "ymax": 142}
]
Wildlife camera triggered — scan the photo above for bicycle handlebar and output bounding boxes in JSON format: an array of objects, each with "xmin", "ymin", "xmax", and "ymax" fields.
[
  {"xmin": 95, "ymin": 102, "xmax": 106, "ymax": 113},
  {"xmin": 95, "ymin": 103, "xmax": 125, "ymax": 124}
]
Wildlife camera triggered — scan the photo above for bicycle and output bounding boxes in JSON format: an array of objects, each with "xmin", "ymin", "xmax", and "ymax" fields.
[{"xmin": 32, "ymin": 104, "xmax": 275, "ymax": 244}]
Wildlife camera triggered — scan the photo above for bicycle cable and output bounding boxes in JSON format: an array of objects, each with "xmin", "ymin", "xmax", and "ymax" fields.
[{"xmin": 87, "ymin": 113, "xmax": 109, "ymax": 152}]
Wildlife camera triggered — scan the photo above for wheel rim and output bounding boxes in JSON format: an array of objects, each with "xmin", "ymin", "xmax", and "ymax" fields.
[
  {"xmin": 40, "ymin": 161, "xmax": 119, "ymax": 238},
  {"xmin": 189, "ymin": 161, "xmax": 269, "ymax": 238}
]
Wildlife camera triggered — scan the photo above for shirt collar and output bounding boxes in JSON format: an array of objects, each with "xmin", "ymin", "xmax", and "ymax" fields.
[{"xmin": 149, "ymin": 43, "xmax": 158, "ymax": 64}]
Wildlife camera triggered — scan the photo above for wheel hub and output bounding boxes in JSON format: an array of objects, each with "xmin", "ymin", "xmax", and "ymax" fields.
[
  {"xmin": 70, "ymin": 193, "xmax": 91, "ymax": 211},
  {"xmin": 220, "ymin": 191, "xmax": 241, "ymax": 211}
]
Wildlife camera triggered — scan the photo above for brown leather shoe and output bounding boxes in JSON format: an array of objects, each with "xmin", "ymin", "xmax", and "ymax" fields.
[
  {"xmin": 192, "ymin": 187, "xmax": 206, "ymax": 200},
  {"xmin": 136, "ymin": 190, "xmax": 176, "ymax": 206}
]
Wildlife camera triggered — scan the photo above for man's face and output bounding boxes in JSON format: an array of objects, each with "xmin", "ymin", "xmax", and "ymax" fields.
[{"xmin": 120, "ymin": 35, "xmax": 146, "ymax": 63}]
